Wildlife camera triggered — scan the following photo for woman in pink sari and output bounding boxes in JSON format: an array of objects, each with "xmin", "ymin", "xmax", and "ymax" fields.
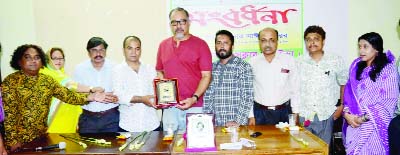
[{"xmin": 343, "ymin": 32, "xmax": 398, "ymax": 155}]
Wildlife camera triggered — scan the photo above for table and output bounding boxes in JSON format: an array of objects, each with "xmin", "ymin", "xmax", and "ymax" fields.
[
  {"xmin": 14, "ymin": 132, "xmax": 171, "ymax": 154},
  {"xmin": 13, "ymin": 125, "xmax": 328, "ymax": 154},
  {"xmin": 171, "ymin": 125, "xmax": 328, "ymax": 155}
]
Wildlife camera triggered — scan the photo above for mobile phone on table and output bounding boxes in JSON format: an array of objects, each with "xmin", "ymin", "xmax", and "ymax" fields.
[{"xmin": 250, "ymin": 132, "xmax": 262, "ymax": 138}]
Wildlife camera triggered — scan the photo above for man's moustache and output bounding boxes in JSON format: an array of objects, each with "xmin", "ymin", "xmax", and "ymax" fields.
[{"xmin": 219, "ymin": 49, "xmax": 227, "ymax": 53}]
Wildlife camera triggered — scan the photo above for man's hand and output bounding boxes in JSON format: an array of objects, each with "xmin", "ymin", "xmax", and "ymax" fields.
[
  {"xmin": 92, "ymin": 87, "xmax": 105, "ymax": 93},
  {"xmin": 225, "ymin": 121, "xmax": 239, "ymax": 127},
  {"xmin": 89, "ymin": 92, "xmax": 119, "ymax": 103},
  {"xmin": 156, "ymin": 71, "xmax": 165, "ymax": 80},
  {"xmin": 10, "ymin": 142, "xmax": 22, "ymax": 153},
  {"xmin": 248, "ymin": 117, "xmax": 255, "ymax": 126},
  {"xmin": 142, "ymin": 95, "xmax": 156, "ymax": 108},
  {"xmin": 333, "ymin": 104, "xmax": 344, "ymax": 120},
  {"xmin": 175, "ymin": 97, "xmax": 196, "ymax": 110},
  {"xmin": 0, "ymin": 139, "xmax": 7, "ymax": 155}
]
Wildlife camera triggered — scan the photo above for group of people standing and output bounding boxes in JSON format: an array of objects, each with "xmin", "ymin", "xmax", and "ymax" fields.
[{"xmin": 0, "ymin": 7, "xmax": 399, "ymax": 155}]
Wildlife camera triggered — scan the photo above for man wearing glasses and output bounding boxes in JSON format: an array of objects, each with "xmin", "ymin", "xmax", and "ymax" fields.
[
  {"xmin": 156, "ymin": 7, "xmax": 212, "ymax": 133},
  {"xmin": 73, "ymin": 37, "xmax": 119, "ymax": 133},
  {"xmin": 248, "ymin": 27, "xmax": 300, "ymax": 126}
]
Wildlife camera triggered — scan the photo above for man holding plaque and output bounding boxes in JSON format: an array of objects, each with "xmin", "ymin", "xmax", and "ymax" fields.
[
  {"xmin": 248, "ymin": 27, "xmax": 300, "ymax": 125},
  {"xmin": 203, "ymin": 30, "xmax": 254, "ymax": 127},
  {"xmin": 156, "ymin": 7, "xmax": 212, "ymax": 133},
  {"xmin": 112, "ymin": 36, "xmax": 160, "ymax": 132}
]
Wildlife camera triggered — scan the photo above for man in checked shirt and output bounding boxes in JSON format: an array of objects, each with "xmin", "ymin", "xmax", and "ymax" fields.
[{"xmin": 203, "ymin": 30, "xmax": 254, "ymax": 127}]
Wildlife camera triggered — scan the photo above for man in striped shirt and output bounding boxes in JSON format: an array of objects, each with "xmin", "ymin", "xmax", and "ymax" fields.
[{"xmin": 203, "ymin": 30, "xmax": 254, "ymax": 127}]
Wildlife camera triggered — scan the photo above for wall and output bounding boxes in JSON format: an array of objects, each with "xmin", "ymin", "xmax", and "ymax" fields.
[
  {"xmin": 0, "ymin": 0, "xmax": 37, "ymax": 78},
  {"xmin": 303, "ymin": 0, "xmax": 348, "ymax": 64},
  {"xmin": 32, "ymin": 0, "xmax": 168, "ymax": 75},
  {"xmin": 1, "ymin": 0, "xmax": 400, "ymax": 78},
  {"xmin": 348, "ymin": 0, "xmax": 400, "ymax": 63}
]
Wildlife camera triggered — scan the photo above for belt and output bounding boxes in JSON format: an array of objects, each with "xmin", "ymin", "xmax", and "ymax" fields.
[
  {"xmin": 254, "ymin": 101, "xmax": 289, "ymax": 110},
  {"xmin": 83, "ymin": 107, "xmax": 118, "ymax": 116}
]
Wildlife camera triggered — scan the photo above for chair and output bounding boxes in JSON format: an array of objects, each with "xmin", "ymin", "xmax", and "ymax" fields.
[{"xmin": 331, "ymin": 116, "xmax": 345, "ymax": 155}]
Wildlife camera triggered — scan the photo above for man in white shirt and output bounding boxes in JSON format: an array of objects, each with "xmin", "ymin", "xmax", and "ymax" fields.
[
  {"xmin": 248, "ymin": 27, "xmax": 300, "ymax": 125},
  {"xmin": 297, "ymin": 25, "xmax": 347, "ymax": 145},
  {"xmin": 112, "ymin": 36, "xmax": 160, "ymax": 132},
  {"xmin": 73, "ymin": 37, "xmax": 119, "ymax": 133}
]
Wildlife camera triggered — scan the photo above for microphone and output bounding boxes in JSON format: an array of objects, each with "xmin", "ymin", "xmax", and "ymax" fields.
[{"xmin": 35, "ymin": 142, "xmax": 66, "ymax": 151}]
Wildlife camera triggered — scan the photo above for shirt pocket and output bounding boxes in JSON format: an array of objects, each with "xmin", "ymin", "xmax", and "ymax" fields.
[{"xmin": 277, "ymin": 70, "xmax": 290, "ymax": 86}]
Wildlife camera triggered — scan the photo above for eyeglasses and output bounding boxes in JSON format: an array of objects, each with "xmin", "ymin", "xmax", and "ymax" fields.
[
  {"xmin": 170, "ymin": 19, "xmax": 187, "ymax": 26},
  {"xmin": 51, "ymin": 57, "xmax": 65, "ymax": 61}
]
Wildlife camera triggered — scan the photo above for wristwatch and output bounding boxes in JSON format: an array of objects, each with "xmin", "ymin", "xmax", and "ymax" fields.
[
  {"xmin": 89, "ymin": 86, "xmax": 94, "ymax": 93},
  {"xmin": 192, "ymin": 94, "xmax": 199, "ymax": 102},
  {"xmin": 361, "ymin": 113, "xmax": 370, "ymax": 122}
]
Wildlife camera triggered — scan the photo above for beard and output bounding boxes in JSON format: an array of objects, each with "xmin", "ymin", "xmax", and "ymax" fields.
[
  {"xmin": 175, "ymin": 33, "xmax": 184, "ymax": 40},
  {"xmin": 216, "ymin": 49, "xmax": 232, "ymax": 59},
  {"xmin": 174, "ymin": 28, "xmax": 185, "ymax": 40}
]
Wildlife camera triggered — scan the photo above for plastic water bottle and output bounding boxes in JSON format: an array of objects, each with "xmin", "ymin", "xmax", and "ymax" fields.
[{"xmin": 230, "ymin": 127, "xmax": 239, "ymax": 143}]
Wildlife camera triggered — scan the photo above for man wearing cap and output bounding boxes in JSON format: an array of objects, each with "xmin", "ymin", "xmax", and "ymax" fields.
[{"xmin": 73, "ymin": 37, "xmax": 119, "ymax": 133}]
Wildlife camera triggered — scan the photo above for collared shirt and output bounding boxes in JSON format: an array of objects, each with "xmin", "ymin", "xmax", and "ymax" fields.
[
  {"xmin": 112, "ymin": 62, "xmax": 159, "ymax": 132},
  {"xmin": 203, "ymin": 56, "xmax": 254, "ymax": 126},
  {"xmin": 2, "ymin": 71, "xmax": 87, "ymax": 147},
  {"xmin": 297, "ymin": 52, "xmax": 348, "ymax": 121},
  {"xmin": 73, "ymin": 59, "xmax": 117, "ymax": 112},
  {"xmin": 249, "ymin": 53, "xmax": 300, "ymax": 117},
  {"xmin": 156, "ymin": 35, "xmax": 212, "ymax": 107}
]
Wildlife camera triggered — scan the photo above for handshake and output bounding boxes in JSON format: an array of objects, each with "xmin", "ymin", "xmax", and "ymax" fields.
[
  {"xmin": 84, "ymin": 86, "xmax": 119, "ymax": 103},
  {"xmin": 87, "ymin": 92, "xmax": 119, "ymax": 103}
]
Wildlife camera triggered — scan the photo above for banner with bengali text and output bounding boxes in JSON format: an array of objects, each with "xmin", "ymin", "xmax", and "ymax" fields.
[{"xmin": 169, "ymin": 0, "xmax": 303, "ymax": 61}]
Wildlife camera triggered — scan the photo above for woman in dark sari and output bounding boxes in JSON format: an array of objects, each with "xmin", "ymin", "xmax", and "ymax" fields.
[{"xmin": 343, "ymin": 32, "xmax": 398, "ymax": 155}]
